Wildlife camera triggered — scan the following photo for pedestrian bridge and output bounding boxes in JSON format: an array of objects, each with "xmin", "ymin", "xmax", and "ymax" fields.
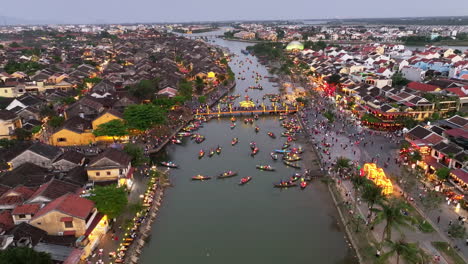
[{"xmin": 195, "ymin": 106, "xmax": 299, "ymax": 117}]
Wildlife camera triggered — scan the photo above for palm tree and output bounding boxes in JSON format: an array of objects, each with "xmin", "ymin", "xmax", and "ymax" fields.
[
  {"xmin": 350, "ymin": 174, "xmax": 367, "ymax": 209},
  {"xmin": 334, "ymin": 156, "xmax": 351, "ymax": 174},
  {"xmin": 380, "ymin": 238, "xmax": 421, "ymax": 264},
  {"xmin": 361, "ymin": 180, "xmax": 386, "ymax": 219},
  {"xmin": 372, "ymin": 198, "xmax": 414, "ymax": 243}
]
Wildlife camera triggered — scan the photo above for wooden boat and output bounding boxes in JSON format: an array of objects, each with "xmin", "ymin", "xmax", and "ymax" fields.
[
  {"xmin": 218, "ymin": 171, "xmax": 238, "ymax": 179},
  {"xmin": 283, "ymin": 155, "xmax": 301, "ymax": 162},
  {"xmin": 231, "ymin": 117, "xmax": 236, "ymax": 122},
  {"xmin": 270, "ymin": 152, "xmax": 278, "ymax": 160},
  {"xmin": 282, "ymin": 143, "xmax": 290, "ymax": 149},
  {"xmin": 192, "ymin": 175, "xmax": 211, "ymax": 181},
  {"xmin": 198, "ymin": 150, "xmax": 205, "ymax": 159},
  {"xmin": 274, "ymin": 181, "xmax": 297, "ymax": 188},
  {"xmin": 275, "ymin": 149, "xmax": 290, "ymax": 154},
  {"xmin": 216, "ymin": 146, "xmax": 222, "ymax": 155},
  {"xmin": 290, "ymin": 175, "xmax": 301, "ymax": 182},
  {"xmin": 256, "ymin": 165, "xmax": 275, "ymax": 171},
  {"xmin": 160, "ymin": 161, "xmax": 178, "ymax": 168},
  {"xmin": 195, "ymin": 136, "xmax": 205, "ymax": 144},
  {"xmin": 249, "ymin": 142, "xmax": 256, "ymax": 150},
  {"xmin": 255, "ymin": 127, "xmax": 260, "ymax": 133},
  {"xmin": 267, "ymin": 132, "xmax": 276, "ymax": 139},
  {"xmin": 239, "ymin": 176, "xmax": 252, "ymax": 185},
  {"xmin": 290, "ymin": 147, "xmax": 303, "ymax": 154},
  {"xmin": 300, "ymin": 181, "xmax": 307, "ymax": 189},
  {"xmin": 208, "ymin": 149, "xmax": 215, "ymax": 157},
  {"xmin": 251, "ymin": 147, "xmax": 259, "ymax": 156},
  {"xmin": 283, "ymin": 160, "xmax": 301, "ymax": 169},
  {"xmin": 177, "ymin": 132, "xmax": 191, "ymax": 137},
  {"xmin": 231, "ymin": 138, "xmax": 238, "ymax": 146},
  {"xmin": 230, "ymin": 123, "xmax": 236, "ymax": 129},
  {"xmin": 171, "ymin": 138, "xmax": 182, "ymax": 144}
]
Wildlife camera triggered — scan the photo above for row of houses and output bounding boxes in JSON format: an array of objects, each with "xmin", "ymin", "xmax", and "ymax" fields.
[{"xmin": 0, "ymin": 141, "xmax": 132, "ymax": 262}]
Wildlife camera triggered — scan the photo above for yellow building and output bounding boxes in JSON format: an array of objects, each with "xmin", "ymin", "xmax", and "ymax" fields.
[
  {"xmin": 30, "ymin": 193, "xmax": 97, "ymax": 237},
  {"xmin": 92, "ymin": 109, "xmax": 123, "ymax": 130},
  {"xmin": 49, "ymin": 116, "xmax": 95, "ymax": 146},
  {"xmin": 86, "ymin": 148, "xmax": 132, "ymax": 184},
  {"xmin": 0, "ymin": 110, "xmax": 22, "ymax": 139}
]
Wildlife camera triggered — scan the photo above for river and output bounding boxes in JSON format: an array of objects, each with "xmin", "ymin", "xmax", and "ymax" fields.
[{"xmin": 139, "ymin": 31, "xmax": 355, "ymax": 264}]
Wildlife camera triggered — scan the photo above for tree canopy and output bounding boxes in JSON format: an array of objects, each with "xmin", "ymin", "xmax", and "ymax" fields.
[
  {"xmin": 0, "ymin": 247, "xmax": 52, "ymax": 264},
  {"xmin": 128, "ymin": 78, "xmax": 159, "ymax": 100},
  {"xmin": 47, "ymin": 116, "xmax": 65, "ymax": 128},
  {"xmin": 90, "ymin": 185, "xmax": 128, "ymax": 219},
  {"xmin": 123, "ymin": 143, "xmax": 148, "ymax": 166},
  {"xmin": 435, "ymin": 167, "xmax": 451, "ymax": 181},
  {"xmin": 93, "ymin": 119, "xmax": 128, "ymax": 138},
  {"xmin": 178, "ymin": 79, "xmax": 193, "ymax": 100},
  {"xmin": 123, "ymin": 104, "xmax": 166, "ymax": 131}
]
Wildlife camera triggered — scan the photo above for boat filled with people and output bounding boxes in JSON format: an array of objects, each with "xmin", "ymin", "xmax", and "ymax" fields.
[
  {"xmin": 218, "ymin": 171, "xmax": 238, "ymax": 179},
  {"xmin": 267, "ymin": 132, "xmax": 276, "ymax": 139},
  {"xmin": 198, "ymin": 150, "xmax": 205, "ymax": 159},
  {"xmin": 231, "ymin": 137, "xmax": 239, "ymax": 146},
  {"xmin": 160, "ymin": 161, "xmax": 178, "ymax": 168},
  {"xmin": 274, "ymin": 180, "xmax": 297, "ymax": 188},
  {"xmin": 239, "ymin": 176, "xmax": 252, "ymax": 185},
  {"xmin": 192, "ymin": 175, "xmax": 211, "ymax": 181},
  {"xmin": 256, "ymin": 165, "xmax": 275, "ymax": 171}
]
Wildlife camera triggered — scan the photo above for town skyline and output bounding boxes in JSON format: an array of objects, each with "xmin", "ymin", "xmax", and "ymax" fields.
[{"xmin": 1, "ymin": 0, "xmax": 468, "ymax": 25}]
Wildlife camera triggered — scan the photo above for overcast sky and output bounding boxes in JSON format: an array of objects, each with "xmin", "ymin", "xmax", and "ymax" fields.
[{"xmin": 2, "ymin": 0, "xmax": 468, "ymax": 24}]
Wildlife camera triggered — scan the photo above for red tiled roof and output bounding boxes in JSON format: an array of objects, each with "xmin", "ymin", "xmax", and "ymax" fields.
[
  {"xmin": 407, "ymin": 82, "xmax": 439, "ymax": 92},
  {"xmin": 377, "ymin": 68, "xmax": 387, "ymax": 73},
  {"xmin": 12, "ymin": 203, "xmax": 41, "ymax": 215},
  {"xmin": 84, "ymin": 213, "xmax": 103, "ymax": 236},
  {"xmin": 63, "ymin": 248, "xmax": 83, "ymax": 264},
  {"xmin": 445, "ymin": 128, "xmax": 468, "ymax": 139},
  {"xmin": 33, "ymin": 193, "xmax": 94, "ymax": 220},
  {"xmin": 446, "ymin": 87, "xmax": 467, "ymax": 97},
  {"xmin": 0, "ymin": 211, "xmax": 14, "ymax": 231},
  {"xmin": 424, "ymin": 133, "xmax": 444, "ymax": 145}
]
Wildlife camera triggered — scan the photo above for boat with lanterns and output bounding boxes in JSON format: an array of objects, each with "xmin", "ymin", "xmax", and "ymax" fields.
[
  {"xmin": 256, "ymin": 165, "xmax": 275, "ymax": 171},
  {"xmin": 192, "ymin": 175, "xmax": 211, "ymax": 181},
  {"xmin": 160, "ymin": 161, "xmax": 178, "ymax": 168},
  {"xmin": 239, "ymin": 176, "xmax": 252, "ymax": 185},
  {"xmin": 218, "ymin": 171, "xmax": 238, "ymax": 179}
]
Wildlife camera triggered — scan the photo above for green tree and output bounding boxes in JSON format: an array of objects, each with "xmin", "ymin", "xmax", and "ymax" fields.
[
  {"xmin": 93, "ymin": 119, "xmax": 128, "ymax": 139},
  {"xmin": 392, "ymin": 72, "xmax": 410, "ymax": 86},
  {"xmin": 14, "ymin": 128, "xmax": 32, "ymax": 141},
  {"xmin": 372, "ymin": 199, "xmax": 414, "ymax": 243},
  {"xmin": 381, "ymin": 239, "xmax": 421, "ymax": 264},
  {"xmin": 178, "ymin": 79, "xmax": 193, "ymax": 99},
  {"xmin": 123, "ymin": 104, "xmax": 166, "ymax": 131},
  {"xmin": 448, "ymin": 223, "xmax": 466, "ymax": 238},
  {"xmin": 333, "ymin": 156, "xmax": 351, "ymax": 174},
  {"xmin": 0, "ymin": 139, "xmax": 16, "ymax": 149},
  {"xmin": 128, "ymin": 79, "xmax": 159, "ymax": 100},
  {"xmin": 361, "ymin": 180, "xmax": 386, "ymax": 219},
  {"xmin": 0, "ymin": 247, "xmax": 52, "ymax": 264},
  {"xmin": 198, "ymin": 95, "xmax": 207, "ymax": 104},
  {"xmin": 39, "ymin": 106, "xmax": 56, "ymax": 118},
  {"xmin": 90, "ymin": 185, "xmax": 128, "ymax": 219},
  {"xmin": 123, "ymin": 143, "xmax": 148, "ymax": 166},
  {"xmin": 276, "ymin": 28, "xmax": 285, "ymax": 39},
  {"xmin": 194, "ymin": 76, "xmax": 205, "ymax": 94},
  {"xmin": 407, "ymin": 151, "xmax": 422, "ymax": 163},
  {"xmin": 60, "ymin": 96, "xmax": 76, "ymax": 105},
  {"xmin": 47, "ymin": 116, "xmax": 65, "ymax": 128},
  {"xmin": 421, "ymin": 190, "xmax": 444, "ymax": 212},
  {"xmin": 327, "ymin": 74, "xmax": 341, "ymax": 85},
  {"xmin": 435, "ymin": 167, "xmax": 451, "ymax": 181},
  {"xmin": 153, "ymin": 98, "xmax": 177, "ymax": 110},
  {"xmin": 9, "ymin": 42, "xmax": 20, "ymax": 48},
  {"xmin": 31, "ymin": 125, "xmax": 42, "ymax": 134}
]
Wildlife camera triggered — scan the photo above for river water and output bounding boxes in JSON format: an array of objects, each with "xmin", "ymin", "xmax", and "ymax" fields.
[{"xmin": 140, "ymin": 32, "xmax": 355, "ymax": 264}]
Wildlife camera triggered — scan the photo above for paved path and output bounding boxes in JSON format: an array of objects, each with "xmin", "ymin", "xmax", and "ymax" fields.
[{"xmin": 298, "ymin": 94, "xmax": 468, "ymax": 263}]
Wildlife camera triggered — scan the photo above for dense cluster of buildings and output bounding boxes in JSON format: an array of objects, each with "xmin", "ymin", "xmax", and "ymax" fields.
[
  {"xmin": 0, "ymin": 25, "xmax": 232, "ymax": 262},
  {"xmin": 286, "ymin": 43, "xmax": 468, "ymax": 125},
  {"xmin": 227, "ymin": 23, "xmax": 468, "ymax": 42}
]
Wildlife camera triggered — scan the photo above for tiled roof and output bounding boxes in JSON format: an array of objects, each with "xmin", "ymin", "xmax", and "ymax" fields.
[
  {"xmin": 53, "ymin": 150, "xmax": 84, "ymax": 165},
  {"xmin": 447, "ymin": 115, "xmax": 468, "ymax": 128},
  {"xmin": 407, "ymin": 82, "xmax": 439, "ymax": 92},
  {"xmin": 0, "ymin": 163, "xmax": 52, "ymax": 187},
  {"xmin": 89, "ymin": 148, "xmax": 131, "ymax": 167},
  {"xmin": 444, "ymin": 128, "xmax": 468, "ymax": 139},
  {"xmin": 32, "ymin": 193, "xmax": 94, "ymax": 220},
  {"xmin": 0, "ymin": 110, "xmax": 18, "ymax": 120},
  {"xmin": 28, "ymin": 179, "xmax": 80, "ymax": 202},
  {"xmin": 7, "ymin": 222, "xmax": 46, "ymax": 246},
  {"xmin": 12, "ymin": 203, "xmax": 41, "ymax": 215},
  {"xmin": 0, "ymin": 211, "xmax": 14, "ymax": 232},
  {"xmin": 407, "ymin": 125, "xmax": 432, "ymax": 140},
  {"xmin": 423, "ymin": 133, "xmax": 444, "ymax": 145}
]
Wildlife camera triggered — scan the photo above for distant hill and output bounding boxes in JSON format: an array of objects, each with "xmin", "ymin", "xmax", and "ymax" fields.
[{"xmin": 320, "ymin": 16, "xmax": 468, "ymax": 26}]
